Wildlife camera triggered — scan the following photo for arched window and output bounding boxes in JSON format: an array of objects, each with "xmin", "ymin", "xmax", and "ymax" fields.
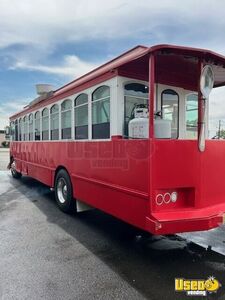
[
  {"xmin": 61, "ymin": 99, "xmax": 72, "ymax": 139},
  {"xmin": 161, "ymin": 89, "xmax": 179, "ymax": 139},
  {"xmin": 10, "ymin": 121, "xmax": 15, "ymax": 141},
  {"xmin": 15, "ymin": 119, "xmax": 18, "ymax": 141},
  {"xmin": 22, "ymin": 117, "xmax": 25, "ymax": 141},
  {"xmin": 50, "ymin": 104, "xmax": 59, "ymax": 140},
  {"xmin": 42, "ymin": 108, "xmax": 49, "ymax": 140},
  {"xmin": 92, "ymin": 86, "xmax": 110, "ymax": 139},
  {"xmin": 19, "ymin": 118, "xmax": 22, "ymax": 141},
  {"xmin": 124, "ymin": 83, "xmax": 149, "ymax": 137},
  {"xmin": 186, "ymin": 93, "xmax": 198, "ymax": 139},
  {"xmin": 29, "ymin": 113, "xmax": 33, "ymax": 141},
  {"xmin": 35, "ymin": 111, "xmax": 41, "ymax": 140},
  {"xmin": 74, "ymin": 93, "xmax": 88, "ymax": 139},
  {"xmin": 23, "ymin": 115, "xmax": 28, "ymax": 141}
]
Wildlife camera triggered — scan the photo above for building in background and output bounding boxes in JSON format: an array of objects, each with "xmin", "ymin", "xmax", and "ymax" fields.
[
  {"xmin": 0, "ymin": 129, "xmax": 6, "ymax": 145},
  {"xmin": 0, "ymin": 115, "xmax": 9, "ymax": 147}
]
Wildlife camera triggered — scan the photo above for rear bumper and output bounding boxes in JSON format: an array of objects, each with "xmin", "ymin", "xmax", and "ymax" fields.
[{"xmin": 146, "ymin": 206, "xmax": 225, "ymax": 235}]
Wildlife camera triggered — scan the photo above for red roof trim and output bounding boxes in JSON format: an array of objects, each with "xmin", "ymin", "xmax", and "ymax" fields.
[
  {"xmin": 55, "ymin": 45, "xmax": 148, "ymax": 93},
  {"xmin": 10, "ymin": 44, "xmax": 225, "ymax": 120}
]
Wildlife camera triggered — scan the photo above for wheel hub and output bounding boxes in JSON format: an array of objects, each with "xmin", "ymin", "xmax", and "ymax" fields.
[{"xmin": 57, "ymin": 178, "xmax": 68, "ymax": 204}]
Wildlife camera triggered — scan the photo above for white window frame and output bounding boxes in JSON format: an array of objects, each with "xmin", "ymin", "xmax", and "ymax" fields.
[
  {"xmin": 92, "ymin": 86, "xmax": 111, "ymax": 140},
  {"xmin": 28, "ymin": 113, "xmax": 34, "ymax": 141},
  {"xmin": 42, "ymin": 107, "xmax": 49, "ymax": 141},
  {"xmin": 16, "ymin": 77, "xmax": 117, "ymax": 142},
  {"xmin": 61, "ymin": 99, "xmax": 72, "ymax": 140},
  {"xmin": 50, "ymin": 104, "xmax": 59, "ymax": 140},
  {"xmin": 74, "ymin": 93, "xmax": 89, "ymax": 140}
]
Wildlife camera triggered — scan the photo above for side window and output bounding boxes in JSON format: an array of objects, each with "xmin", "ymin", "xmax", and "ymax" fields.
[
  {"xmin": 61, "ymin": 99, "xmax": 72, "ymax": 139},
  {"xmin": 10, "ymin": 121, "xmax": 15, "ymax": 141},
  {"xmin": 35, "ymin": 111, "xmax": 41, "ymax": 140},
  {"xmin": 124, "ymin": 83, "xmax": 149, "ymax": 137},
  {"xmin": 92, "ymin": 86, "xmax": 110, "ymax": 139},
  {"xmin": 42, "ymin": 108, "xmax": 49, "ymax": 140},
  {"xmin": 74, "ymin": 93, "xmax": 88, "ymax": 139},
  {"xmin": 186, "ymin": 93, "xmax": 198, "ymax": 139},
  {"xmin": 19, "ymin": 118, "xmax": 22, "ymax": 141},
  {"xmin": 29, "ymin": 113, "xmax": 33, "ymax": 141},
  {"xmin": 22, "ymin": 117, "xmax": 25, "ymax": 140},
  {"xmin": 23, "ymin": 116, "xmax": 28, "ymax": 141},
  {"xmin": 161, "ymin": 89, "xmax": 179, "ymax": 139},
  {"xmin": 50, "ymin": 104, "xmax": 59, "ymax": 140},
  {"xmin": 15, "ymin": 120, "xmax": 18, "ymax": 141}
]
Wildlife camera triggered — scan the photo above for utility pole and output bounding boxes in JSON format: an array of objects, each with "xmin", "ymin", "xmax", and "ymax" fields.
[{"xmin": 218, "ymin": 120, "xmax": 221, "ymax": 139}]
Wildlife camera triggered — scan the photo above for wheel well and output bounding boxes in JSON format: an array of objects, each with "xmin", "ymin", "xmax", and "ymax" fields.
[
  {"xmin": 53, "ymin": 166, "xmax": 70, "ymax": 185},
  {"xmin": 8, "ymin": 155, "xmax": 14, "ymax": 168}
]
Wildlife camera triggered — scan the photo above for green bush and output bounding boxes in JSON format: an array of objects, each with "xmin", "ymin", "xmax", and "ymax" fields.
[{"xmin": 1, "ymin": 141, "xmax": 10, "ymax": 148}]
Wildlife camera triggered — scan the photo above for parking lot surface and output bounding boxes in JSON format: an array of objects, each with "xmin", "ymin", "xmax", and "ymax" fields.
[
  {"xmin": 0, "ymin": 150, "xmax": 225, "ymax": 300},
  {"xmin": 0, "ymin": 148, "xmax": 9, "ymax": 170}
]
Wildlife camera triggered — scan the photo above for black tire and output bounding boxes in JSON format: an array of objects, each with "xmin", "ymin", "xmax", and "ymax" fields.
[
  {"xmin": 54, "ymin": 169, "xmax": 76, "ymax": 213},
  {"xmin": 11, "ymin": 161, "xmax": 22, "ymax": 179}
]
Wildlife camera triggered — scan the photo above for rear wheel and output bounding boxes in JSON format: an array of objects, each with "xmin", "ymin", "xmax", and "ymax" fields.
[
  {"xmin": 11, "ymin": 161, "xmax": 22, "ymax": 179},
  {"xmin": 54, "ymin": 169, "xmax": 76, "ymax": 213}
]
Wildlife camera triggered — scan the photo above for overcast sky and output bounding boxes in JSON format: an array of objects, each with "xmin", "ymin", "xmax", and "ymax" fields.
[{"xmin": 0, "ymin": 0, "xmax": 225, "ymax": 134}]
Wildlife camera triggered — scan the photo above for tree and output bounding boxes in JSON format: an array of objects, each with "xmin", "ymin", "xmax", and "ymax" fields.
[{"xmin": 215, "ymin": 129, "xmax": 225, "ymax": 139}]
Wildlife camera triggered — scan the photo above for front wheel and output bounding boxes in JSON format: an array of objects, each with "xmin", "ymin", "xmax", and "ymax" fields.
[
  {"xmin": 54, "ymin": 169, "xmax": 76, "ymax": 214},
  {"xmin": 11, "ymin": 161, "xmax": 22, "ymax": 179}
]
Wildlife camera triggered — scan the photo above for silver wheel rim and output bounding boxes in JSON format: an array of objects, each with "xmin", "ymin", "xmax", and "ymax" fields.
[
  {"xmin": 11, "ymin": 161, "xmax": 16, "ymax": 175},
  {"xmin": 57, "ymin": 178, "xmax": 68, "ymax": 204}
]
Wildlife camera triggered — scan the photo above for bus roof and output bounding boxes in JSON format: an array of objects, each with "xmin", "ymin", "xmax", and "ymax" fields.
[{"xmin": 10, "ymin": 44, "xmax": 225, "ymax": 120}]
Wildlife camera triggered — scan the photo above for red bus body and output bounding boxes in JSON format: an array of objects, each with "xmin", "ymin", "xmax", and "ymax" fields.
[{"xmin": 9, "ymin": 44, "xmax": 225, "ymax": 234}]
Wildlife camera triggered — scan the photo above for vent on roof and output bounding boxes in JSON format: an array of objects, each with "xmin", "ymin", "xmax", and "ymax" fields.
[
  {"xmin": 28, "ymin": 84, "xmax": 55, "ymax": 107},
  {"xmin": 36, "ymin": 84, "xmax": 54, "ymax": 95}
]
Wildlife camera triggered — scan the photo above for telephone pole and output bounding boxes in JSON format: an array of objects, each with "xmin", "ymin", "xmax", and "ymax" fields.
[{"xmin": 218, "ymin": 120, "xmax": 221, "ymax": 139}]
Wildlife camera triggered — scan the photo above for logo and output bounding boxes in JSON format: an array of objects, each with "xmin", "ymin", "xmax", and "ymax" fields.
[{"xmin": 175, "ymin": 276, "xmax": 221, "ymax": 297}]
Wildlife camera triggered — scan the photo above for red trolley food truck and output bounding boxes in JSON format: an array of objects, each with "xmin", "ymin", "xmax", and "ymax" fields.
[{"xmin": 8, "ymin": 44, "xmax": 225, "ymax": 234}]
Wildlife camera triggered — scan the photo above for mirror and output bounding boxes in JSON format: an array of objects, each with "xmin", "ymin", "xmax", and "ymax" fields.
[
  {"xmin": 200, "ymin": 65, "xmax": 214, "ymax": 99},
  {"xmin": 5, "ymin": 126, "xmax": 10, "ymax": 135},
  {"xmin": 198, "ymin": 65, "xmax": 214, "ymax": 152}
]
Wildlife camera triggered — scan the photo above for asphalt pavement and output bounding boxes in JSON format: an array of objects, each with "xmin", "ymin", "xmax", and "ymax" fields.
[
  {"xmin": 0, "ymin": 150, "xmax": 225, "ymax": 300},
  {"xmin": 0, "ymin": 148, "xmax": 9, "ymax": 170}
]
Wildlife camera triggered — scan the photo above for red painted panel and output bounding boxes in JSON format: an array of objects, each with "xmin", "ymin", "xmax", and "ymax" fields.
[
  {"xmin": 152, "ymin": 140, "xmax": 225, "ymax": 209},
  {"xmin": 155, "ymin": 54, "xmax": 198, "ymax": 91},
  {"xmin": 10, "ymin": 138, "xmax": 225, "ymax": 234},
  {"xmin": 11, "ymin": 139, "xmax": 150, "ymax": 230},
  {"xmin": 150, "ymin": 139, "xmax": 225, "ymax": 233},
  {"xmin": 202, "ymin": 140, "xmax": 225, "ymax": 207}
]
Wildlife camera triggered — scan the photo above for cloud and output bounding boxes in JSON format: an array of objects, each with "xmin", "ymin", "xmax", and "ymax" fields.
[
  {"xmin": 0, "ymin": 0, "xmax": 134, "ymax": 49},
  {"xmin": 1, "ymin": 0, "xmax": 225, "ymax": 134},
  {"xmin": 10, "ymin": 55, "xmax": 99, "ymax": 78},
  {"xmin": 1, "ymin": 0, "xmax": 225, "ymax": 75},
  {"xmin": 0, "ymin": 115, "xmax": 9, "ymax": 129},
  {"xmin": 0, "ymin": 0, "xmax": 225, "ymax": 51},
  {"xmin": 1, "ymin": 0, "xmax": 225, "ymax": 85},
  {"xmin": 0, "ymin": 99, "xmax": 29, "ymax": 120}
]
